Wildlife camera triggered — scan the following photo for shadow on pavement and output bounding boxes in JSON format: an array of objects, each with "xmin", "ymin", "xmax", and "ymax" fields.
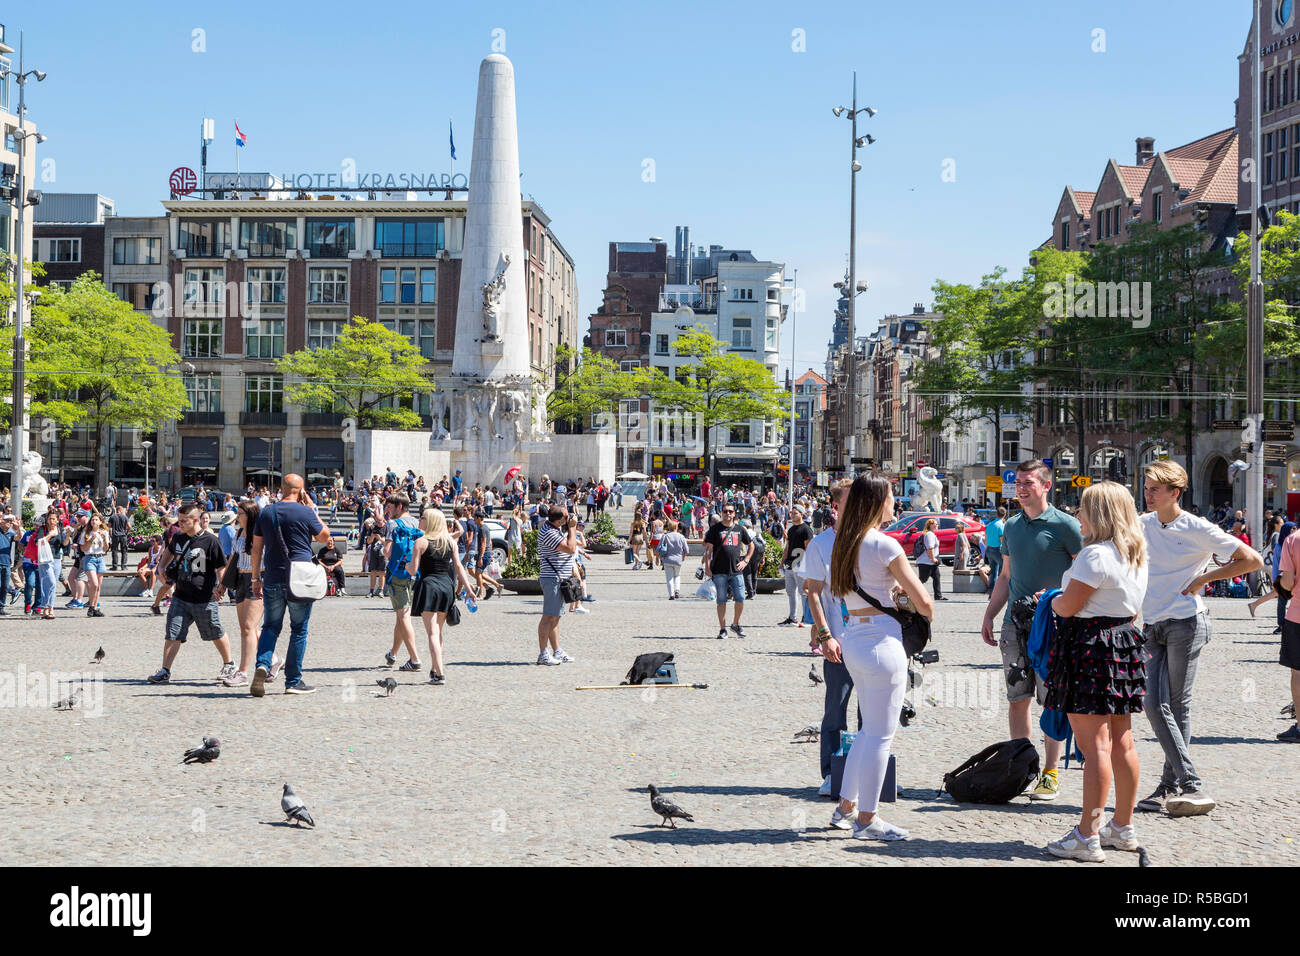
[{"xmin": 612, "ymin": 827, "xmax": 832, "ymax": 845}]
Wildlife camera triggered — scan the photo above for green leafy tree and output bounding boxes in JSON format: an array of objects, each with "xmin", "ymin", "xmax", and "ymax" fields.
[
  {"xmin": 0, "ymin": 257, "xmax": 47, "ymax": 428},
  {"xmin": 25, "ymin": 273, "xmax": 188, "ymax": 491},
  {"xmin": 278, "ymin": 317, "xmax": 437, "ymax": 430},
  {"xmin": 546, "ymin": 344, "xmax": 645, "ymax": 431},
  {"xmin": 643, "ymin": 327, "xmax": 790, "ymax": 482}
]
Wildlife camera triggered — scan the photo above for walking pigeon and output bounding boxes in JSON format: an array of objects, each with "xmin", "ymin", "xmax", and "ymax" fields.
[
  {"xmin": 647, "ymin": 784, "xmax": 694, "ymax": 829},
  {"xmin": 52, "ymin": 687, "xmax": 83, "ymax": 711},
  {"xmin": 90, "ymin": 646, "xmax": 105, "ymax": 665},
  {"xmin": 376, "ymin": 677, "xmax": 398, "ymax": 697},
  {"xmin": 182, "ymin": 737, "xmax": 221, "ymax": 764},
  {"xmin": 281, "ymin": 783, "xmax": 315, "ymax": 828},
  {"xmin": 794, "ymin": 724, "xmax": 820, "ymax": 742},
  {"xmin": 808, "ymin": 662, "xmax": 824, "ymax": 686}
]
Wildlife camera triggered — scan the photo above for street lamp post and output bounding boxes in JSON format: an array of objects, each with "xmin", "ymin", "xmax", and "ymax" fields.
[
  {"xmin": 1247, "ymin": 0, "xmax": 1265, "ymax": 549},
  {"xmin": 832, "ymin": 79, "xmax": 875, "ymax": 476},
  {"xmin": 785, "ymin": 270, "xmax": 798, "ymax": 509},
  {"xmin": 4, "ymin": 35, "xmax": 46, "ymax": 510},
  {"xmin": 140, "ymin": 439, "xmax": 153, "ymax": 495}
]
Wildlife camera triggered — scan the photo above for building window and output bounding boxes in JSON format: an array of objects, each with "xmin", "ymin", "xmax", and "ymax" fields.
[
  {"xmin": 307, "ymin": 319, "xmax": 345, "ymax": 350},
  {"xmin": 112, "ymin": 236, "xmax": 162, "ymax": 265},
  {"xmin": 655, "ymin": 333, "xmax": 669, "ymax": 355},
  {"xmin": 244, "ymin": 374, "xmax": 283, "ymax": 413},
  {"xmin": 605, "ymin": 328, "xmax": 627, "ymax": 348},
  {"xmin": 183, "ymin": 318, "xmax": 223, "ymax": 358},
  {"xmin": 381, "ymin": 317, "xmax": 435, "ymax": 359},
  {"xmin": 729, "ymin": 424, "xmax": 752, "ymax": 445},
  {"xmin": 308, "ymin": 267, "xmax": 349, "ymax": 304},
  {"xmin": 379, "ymin": 267, "xmax": 430, "ymax": 304},
  {"xmin": 184, "ymin": 373, "xmax": 222, "ymax": 413},
  {"xmin": 620, "ymin": 359, "xmax": 640, "ymax": 372},
  {"xmin": 43, "ymin": 238, "xmax": 81, "ymax": 263},
  {"xmin": 975, "ymin": 437, "xmax": 989, "ymax": 463},
  {"xmin": 731, "ymin": 287, "xmax": 753, "ymax": 301},
  {"xmin": 1283, "ymin": 151, "xmax": 1290, "ymax": 182},
  {"xmin": 1267, "ymin": 155, "xmax": 1274, "ymax": 185},
  {"xmin": 731, "ymin": 316, "xmax": 753, "ymax": 350},
  {"xmin": 304, "ymin": 220, "xmax": 355, "ymax": 258},
  {"xmin": 1061, "ymin": 221, "xmax": 1069, "ymax": 248},
  {"xmin": 765, "ymin": 316, "xmax": 778, "ymax": 351},
  {"xmin": 374, "ymin": 219, "xmax": 445, "ymax": 257},
  {"xmin": 240, "ymin": 220, "xmax": 296, "ymax": 257},
  {"xmin": 420, "ymin": 268, "xmax": 437, "ymax": 304},
  {"xmin": 245, "ymin": 267, "xmax": 286, "ymax": 307},
  {"xmin": 244, "ymin": 319, "xmax": 285, "ymax": 359},
  {"xmin": 112, "ymin": 282, "xmax": 159, "ymax": 311},
  {"xmin": 183, "ymin": 266, "xmax": 224, "ymax": 313},
  {"xmin": 179, "ymin": 220, "xmax": 230, "ymax": 257},
  {"xmin": 1152, "ymin": 193, "xmax": 1161, "ymax": 223},
  {"xmin": 1001, "ymin": 429, "xmax": 1019, "ymax": 464}
]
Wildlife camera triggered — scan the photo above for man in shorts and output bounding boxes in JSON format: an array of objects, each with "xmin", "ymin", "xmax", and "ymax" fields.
[
  {"xmin": 981, "ymin": 459, "xmax": 1082, "ymax": 802},
  {"xmin": 383, "ymin": 493, "xmax": 422, "ymax": 670},
  {"xmin": 146, "ymin": 503, "xmax": 234, "ymax": 684},
  {"xmin": 703, "ymin": 503, "xmax": 755, "ymax": 640},
  {"xmin": 536, "ymin": 505, "xmax": 578, "ymax": 665}
]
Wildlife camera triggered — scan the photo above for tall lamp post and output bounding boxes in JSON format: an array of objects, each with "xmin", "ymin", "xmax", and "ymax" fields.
[
  {"xmin": 140, "ymin": 440, "xmax": 153, "ymax": 495},
  {"xmin": 1247, "ymin": 0, "xmax": 1265, "ymax": 549},
  {"xmin": 3, "ymin": 36, "xmax": 46, "ymax": 510},
  {"xmin": 785, "ymin": 270, "xmax": 798, "ymax": 509},
  {"xmin": 832, "ymin": 76, "xmax": 876, "ymax": 476}
]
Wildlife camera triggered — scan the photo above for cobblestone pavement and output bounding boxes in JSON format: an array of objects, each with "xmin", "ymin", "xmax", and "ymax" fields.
[{"xmin": 2, "ymin": 554, "xmax": 1296, "ymax": 866}]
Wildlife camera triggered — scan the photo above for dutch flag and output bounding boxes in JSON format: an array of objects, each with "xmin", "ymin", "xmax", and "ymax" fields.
[{"xmin": 235, "ymin": 121, "xmax": 247, "ymax": 147}]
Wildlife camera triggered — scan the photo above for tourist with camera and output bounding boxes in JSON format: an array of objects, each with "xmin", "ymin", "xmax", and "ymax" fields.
[{"xmin": 536, "ymin": 505, "xmax": 578, "ymax": 666}]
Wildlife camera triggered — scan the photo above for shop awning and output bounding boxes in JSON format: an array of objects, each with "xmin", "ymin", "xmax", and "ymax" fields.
[{"xmin": 719, "ymin": 469, "xmax": 764, "ymax": 477}]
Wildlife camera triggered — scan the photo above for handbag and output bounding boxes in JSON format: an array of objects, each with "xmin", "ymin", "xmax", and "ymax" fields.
[
  {"xmin": 269, "ymin": 504, "xmax": 327, "ymax": 603},
  {"xmin": 851, "ymin": 578, "xmax": 932, "ymax": 657},
  {"xmin": 220, "ymin": 553, "xmax": 242, "ymax": 592},
  {"xmin": 446, "ymin": 603, "xmax": 462, "ymax": 626}
]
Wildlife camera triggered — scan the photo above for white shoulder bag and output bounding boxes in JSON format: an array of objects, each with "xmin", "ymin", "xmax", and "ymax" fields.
[{"xmin": 270, "ymin": 505, "xmax": 327, "ymax": 603}]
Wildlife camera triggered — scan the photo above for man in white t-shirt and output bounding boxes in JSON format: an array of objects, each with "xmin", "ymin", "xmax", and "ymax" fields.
[
  {"xmin": 800, "ymin": 478, "xmax": 858, "ymax": 797},
  {"xmin": 1138, "ymin": 461, "xmax": 1262, "ymax": 817}
]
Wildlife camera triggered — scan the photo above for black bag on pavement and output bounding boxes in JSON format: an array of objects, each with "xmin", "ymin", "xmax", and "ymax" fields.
[
  {"xmin": 623, "ymin": 652, "xmax": 674, "ymax": 685},
  {"xmin": 939, "ymin": 738, "xmax": 1040, "ymax": 804}
]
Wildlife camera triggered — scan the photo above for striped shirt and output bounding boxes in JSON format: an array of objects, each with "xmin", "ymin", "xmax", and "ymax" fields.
[{"xmin": 537, "ymin": 522, "xmax": 576, "ymax": 580}]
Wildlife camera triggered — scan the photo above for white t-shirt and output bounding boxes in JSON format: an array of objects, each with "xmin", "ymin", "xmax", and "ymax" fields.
[
  {"xmin": 917, "ymin": 530, "xmax": 939, "ymax": 566},
  {"xmin": 840, "ymin": 529, "xmax": 908, "ymax": 612},
  {"xmin": 1139, "ymin": 511, "xmax": 1243, "ymax": 623},
  {"xmin": 1060, "ymin": 541, "xmax": 1148, "ymax": 618},
  {"xmin": 798, "ymin": 527, "xmax": 844, "ymax": 642}
]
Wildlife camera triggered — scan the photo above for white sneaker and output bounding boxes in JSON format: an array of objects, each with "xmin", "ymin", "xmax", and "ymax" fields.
[
  {"xmin": 1046, "ymin": 826, "xmax": 1105, "ymax": 862},
  {"xmin": 829, "ymin": 807, "xmax": 855, "ymax": 830},
  {"xmin": 818, "ymin": 775, "xmax": 833, "ymax": 797},
  {"xmin": 537, "ymin": 649, "xmax": 561, "ymax": 666},
  {"xmin": 1099, "ymin": 819, "xmax": 1140, "ymax": 851},
  {"xmin": 140, "ymin": 589, "xmax": 153, "ymax": 599},
  {"xmin": 572, "ymin": 606, "xmax": 590, "ymax": 614},
  {"xmin": 852, "ymin": 817, "xmax": 909, "ymax": 841},
  {"xmin": 552, "ymin": 648, "xmax": 575, "ymax": 663}
]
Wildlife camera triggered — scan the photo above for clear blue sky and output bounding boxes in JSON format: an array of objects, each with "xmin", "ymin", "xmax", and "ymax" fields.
[{"xmin": 14, "ymin": 0, "xmax": 1251, "ymax": 378}]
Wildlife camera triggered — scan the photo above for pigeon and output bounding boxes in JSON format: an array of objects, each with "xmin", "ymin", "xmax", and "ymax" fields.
[
  {"xmin": 182, "ymin": 737, "xmax": 221, "ymax": 764},
  {"xmin": 808, "ymin": 663, "xmax": 824, "ymax": 686},
  {"xmin": 794, "ymin": 724, "xmax": 820, "ymax": 742},
  {"xmin": 281, "ymin": 783, "xmax": 315, "ymax": 828},
  {"xmin": 52, "ymin": 687, "xmax": 83, "ymax": 711},
  {"xmin": 647, "ymin": 784, "xmax": 694, "ymax": 829},
  {"xmin": 376, "ymin": 677, "xmax": 397, "ymax": 697},
  {"xmin": 90, "ymin": 646, "xmax": 105, "ymax": 665}
]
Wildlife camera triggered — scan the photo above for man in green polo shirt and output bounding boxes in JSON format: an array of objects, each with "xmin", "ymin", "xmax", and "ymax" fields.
[{"xmin": 981, "ymin": 459, "xmax": 1083, "ymax": 802}]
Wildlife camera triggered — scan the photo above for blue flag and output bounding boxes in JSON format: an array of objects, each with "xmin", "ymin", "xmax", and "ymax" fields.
[{"xmin": 449, "ymin": 120, "xmax": 457, "ymax": 161}]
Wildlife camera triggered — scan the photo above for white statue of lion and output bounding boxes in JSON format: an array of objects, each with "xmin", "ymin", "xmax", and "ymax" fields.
[
  {"xmin": 913, "ymin": 465, "xmax": 943, "ymax": 513},
  {"xmin": 20, "ymin": 450, "xmax": 49, "ymax": 499}
]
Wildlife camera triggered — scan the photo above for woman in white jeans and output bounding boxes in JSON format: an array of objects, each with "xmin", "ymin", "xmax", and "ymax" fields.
[
  {"xmin": 821, "ymin": 473, "xmax": 934, "ymax": 840},
  {"xmin": 658, "ymin": 521, "xmax": 690, "ymax": 599}
]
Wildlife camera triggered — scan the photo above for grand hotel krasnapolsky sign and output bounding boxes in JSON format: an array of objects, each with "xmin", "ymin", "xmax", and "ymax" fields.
[{"xmin": 187, "ymin": 171, "xmax": 470, "ymax": 193}]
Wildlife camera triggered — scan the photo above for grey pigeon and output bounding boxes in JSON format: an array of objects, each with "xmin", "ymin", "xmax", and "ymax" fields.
[
  {"xmin": 52, "ymin": 687, "xmax": 83, "ymax": 711},
  {"xmin": 808, "ymin": 662, "xmax": 824, "ymax": 686},
  {"xmin": 794, "ymin": 724, "xmax": 820, "ymax": 742},
  {"xmin": 647, "ymin": 784, "xmax": 694, "ymax": 829},
  {"xmin": 90, "ymin": 646, "xmax": 105, "ymax": 665},
  {"xmin": 182, "ymin": 736, "xmax": 221, "ymax": 764},
  {"xmin": 281, "ymin": 783, "xmax": 315, "ymax": 828},
  {"xmin": 376, "ymin": 677, "xmax": 397, "ymax": 697}
]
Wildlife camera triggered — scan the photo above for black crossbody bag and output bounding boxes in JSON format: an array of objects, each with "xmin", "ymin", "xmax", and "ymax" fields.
[
  {"xmin": 851, "ymin": 578, "xmax": 932, "ymax": 658},
  {"xmin": 543, "ymin": 554, "xmax": 581, "ymax": 604}
]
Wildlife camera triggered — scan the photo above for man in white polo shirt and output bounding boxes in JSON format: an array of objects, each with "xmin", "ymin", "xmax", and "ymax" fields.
[{"xmin": 1138, "ymin": 461, "xmax": 1262, "ymax": 816}]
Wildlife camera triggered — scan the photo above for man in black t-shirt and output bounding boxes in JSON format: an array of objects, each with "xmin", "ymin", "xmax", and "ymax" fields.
[
  {"xmin": 108, "ymin": 505, "xmax": 130, "ymax": 571},
  {"xmin": 146, "ymin": 503, "xmax": 234, "ymax": 685},
  {"xmin": 703, "ymin": 504, "xmax": 755, "ymax": 639},
  {"xmin": 779, "ymin": 506, "xmax": 814, "ymax": 626}
]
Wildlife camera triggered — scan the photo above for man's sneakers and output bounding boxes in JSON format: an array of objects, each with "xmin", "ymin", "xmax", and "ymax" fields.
[
  {"xmin": 87, "ymin": 607, "xmax": 105, "ymax": 617},
  {"xmin": 1098, "ymin": 818, "xmax": 1140, "ymax": 851},
  {"xmin": 818, "ymin": 774, "xmax": 833, "ymax": 797},
  {"xmin": 250, "ymin": 665, "xmax": 268, "ymax": 698},
  {"xmin": 397, "ymin": 659, "xmax": 423, "ymax": 672},
  {"xmin": 384, "ymin": 652, "xmax": 397, "ymax": 668},
  {"xmin": 537, "ymin": 649, "xmax": 562, "ymax": 666},
  {"xmin": 1278, "ymin": 724, "xmax": 1300, "ymax": 743},
  {"xmin": 217, "ymin": 661, "xmax": 237, "ymax": 683},
  {"xmin": 716, "ymin": 628, "xmax": 727, "ymax": 640},
  {"xmin": 572, "ymin": 605, "xmax": 590, "ymax": 614},
  {"xmin": 284, "ymin": 683, "xmax": 316, "ymax": 695},
  {"xmin": 1029, "ymin": 769, "xmax": 1060, "ymax": 801},
  {"xmin": 221, "ymin": 670, "xmax": 249, "ymax": 687},
  {"xmin": 552, "ymin": 648, "xmax": 575, "ymax": 664},
  {"xmin": 65, "ymin": 600, "xmax": 85, "ymax": 609},
  {"xmin": 267, "ymin": 655, "xmax": 282, "ymax": 682},
  {"xmin": 1136, "ymin": 783, "xmax": 1177, "ymax": 813},
  {"xmin": 429, "ymin": 670, "xmax": 446, "ymax": 685},
  {"xmin": 730, "ymin": 624, "xmax": 747, "ymax": 639},
  {"xmin": 140, "ymin": 589, "xmax": 154, "ymax": 599},
  {"xmin": 146, "ymin": 667, "xmax": 170, "ymax": 685},
  {"xmin": 150, "ymin": 604, "xmax": 163, "ymax": 616},
  {"xmin": 852, "ymin": 817, "xmax": 909, "ymax": 840},
  {"xmin": 1166, "ymin": 789, "xmax": 1216, "ymax": 817},
  {"xmin": 777, "ymin": 618, "xmax": 796, "ymax": 626},
  {"xmin": 829, "ymin": 807, "xmax": 855, "ymax": 830},
  {"xmin": 1046, "ymin": 826, "xmax": 1105, "ymax": 862}
]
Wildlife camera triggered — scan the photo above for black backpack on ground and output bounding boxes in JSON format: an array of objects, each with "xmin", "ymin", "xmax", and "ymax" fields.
[{"xmin": 939, "ymin": 738, "xmax": 1040, "ymax": 804}]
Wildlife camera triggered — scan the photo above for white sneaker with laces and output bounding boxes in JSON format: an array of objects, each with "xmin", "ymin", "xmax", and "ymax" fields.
[
  {"xmin": 572, "ymin": 606, "xmax": 590, "ymax": 614},
  {"xmin": 829, "ymin": 807, "xmax": 855, "ymax": 831},
  {"xmin": 1046, "ymin": 826, "xmax": 1105, "ymax": 862},
  {"xmin": 1099, "ymin": 819, "xmax": 1140, "ymax": 851},
  {"xmin": 818, "ymin": 775, "xmax": 833, "ymax": 797},
  {"xmin": 852, "ymin": 817, "xmax": 909, "ymax": 841},
  {"xmin": 217, "ymin": 662, "xmax": 237, "ymax": 682},
  {"xmin": 537, "ymin": 649, "xmax": 560, "ymax": 666},
  {"xmin": 552, "ymin": 648, "xmax": 575, "ymax": 663}
]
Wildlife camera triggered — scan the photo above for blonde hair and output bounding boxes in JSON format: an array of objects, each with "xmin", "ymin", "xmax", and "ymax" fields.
[
  {"xmin": 1079, "ymin": 482, "xmax": 1146, "ymax": 568},
  {"xmin": 419, "ymin": 507, "xmax": 455, "ymax": 555},
  {"xmin": 923, "ymin": 518, "xmax": 937, "ymax": 532},
  {"xmin": 1143, "ymin": 460, "xmax": 1187, "ymax": 493}
]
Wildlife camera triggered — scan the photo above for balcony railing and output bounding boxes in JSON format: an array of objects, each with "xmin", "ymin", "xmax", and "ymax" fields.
[
  {"xmin": 301, "ymin": 413, "xmax": 345, "ymax": 427},
  {"xmin": 240, "ymin": 411, "xmax": 287, "ymax": 426},
  {"xmin": 658, "ymin": 290, "xmax": 718, "ymax": 313},
  {"xmin": 182, "ymin": 411, "xmax": 226, "ymax": 426}
]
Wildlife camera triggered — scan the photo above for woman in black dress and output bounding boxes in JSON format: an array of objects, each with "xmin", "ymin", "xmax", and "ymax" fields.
[{"xmin": 407, "ymin": 507, "xmax": 476, "ymax": 685}]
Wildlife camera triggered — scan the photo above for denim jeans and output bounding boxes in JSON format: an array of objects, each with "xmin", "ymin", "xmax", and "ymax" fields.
[
  {"xmin": 40, "ymin": 561, "xmax": 60, "ymax": 610},
  {"xmin": 1143, "ymin": 613, "xmax": 1211, "ymax": 792},
  {"xmin": 256, "ymin": 583, "xmax": 314, "ymax": 688},
  {"xmin": 986, "ymin": 550, "xmax": 1002, "ymax": 593},
  {"xmin": 0, "ymin": 564, "xmax": 10, "ymax": 607},
  {"xmin": 24, "ymin": 564, "xmax": 39, "ymax": 608},
  {"xmin": 820, "ymin": 656, "xmax": 863, "ymax": 779}
]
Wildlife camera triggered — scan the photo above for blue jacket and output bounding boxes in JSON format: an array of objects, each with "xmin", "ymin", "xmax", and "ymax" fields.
[{"xmin": 1028, "ymin": 587, "xmax": 1071, "ymax": 741}]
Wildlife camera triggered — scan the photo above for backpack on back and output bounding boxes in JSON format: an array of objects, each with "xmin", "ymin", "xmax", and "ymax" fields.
[
  {"xmin": 911, "ymin": 534, "xmax": 927, "ymax": 560},
  {"xmin": 940, "ymin": 738, "xmax": 1040, "ymax": 804},
  {"xmin": 386, "ymin": 520, "xmax": 423, "ymax": 581}
]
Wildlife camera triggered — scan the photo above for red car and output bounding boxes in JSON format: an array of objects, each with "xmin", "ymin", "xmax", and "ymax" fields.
[{"xmin": 883, "ymin": 512, "xmax": 985, "ymax": 563}]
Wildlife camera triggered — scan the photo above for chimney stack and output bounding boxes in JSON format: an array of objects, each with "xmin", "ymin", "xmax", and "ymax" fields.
[{"xmin": 1136, "ymin": 136, "xmax": 1155, "ymax": 165}]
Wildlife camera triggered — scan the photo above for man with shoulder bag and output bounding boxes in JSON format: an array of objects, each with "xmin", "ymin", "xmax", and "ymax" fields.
[{"xmin": 536, "ymin": 506, "xmax": 579, "ymax": 666}]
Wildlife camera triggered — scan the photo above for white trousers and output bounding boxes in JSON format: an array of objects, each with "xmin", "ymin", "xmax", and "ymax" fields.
[
  {"xmin": 838, "ymin": 620, "xmax": 908, "ymax": 814},
  {"xmin": 663, "ymin": 561, "xmax": 682, "ymax": 597}
]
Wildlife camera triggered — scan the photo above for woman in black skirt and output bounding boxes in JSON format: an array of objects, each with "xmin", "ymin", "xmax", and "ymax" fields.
[
  {"xmin": 1046, "ymin": 481, "xmax": 1149, "ymax": 863},
  {"xmin": 407, "ymin": 507, "xmax": 476, "ymax": 685}
]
